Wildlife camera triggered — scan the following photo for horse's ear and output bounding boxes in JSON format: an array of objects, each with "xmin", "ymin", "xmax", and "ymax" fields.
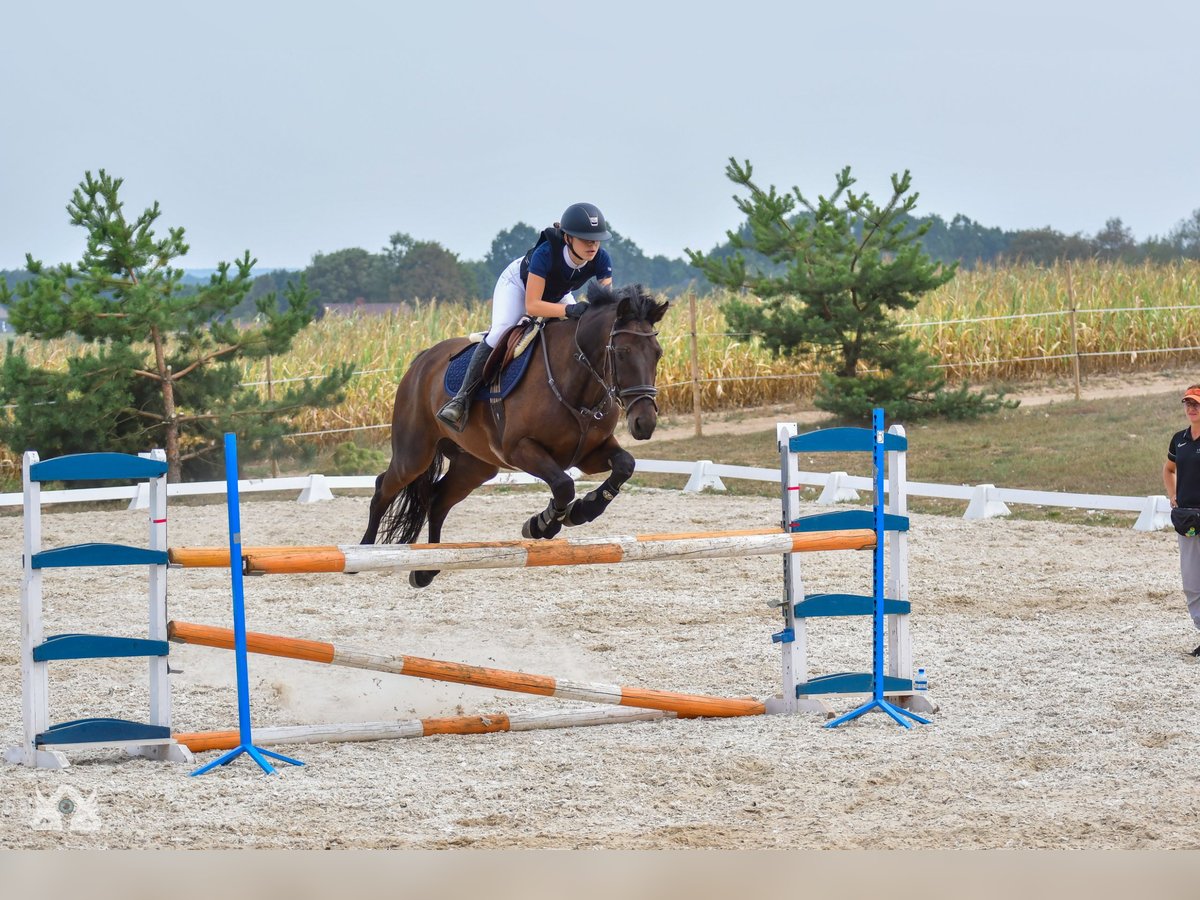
[{"xmin": 647, "ymin": 294, "xmax": 670, "ymax": 325}]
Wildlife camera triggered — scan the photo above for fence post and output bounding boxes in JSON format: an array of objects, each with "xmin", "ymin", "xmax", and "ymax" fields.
[
  {"xmin": 688, "ymin": 293, "xmax": 703, "ymax": 438},
  {"xmin": 266, "ymin": 354, "xmax": 280, "ymax": 477},
  {"xmin": 1065, "ymin": 262, "xmax": 1081, "ymax": 401}
]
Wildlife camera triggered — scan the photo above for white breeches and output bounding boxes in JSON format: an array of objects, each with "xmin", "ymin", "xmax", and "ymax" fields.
[{"xmin": 484, "ymin": 258, "xmax": 575, "ymax": 348}]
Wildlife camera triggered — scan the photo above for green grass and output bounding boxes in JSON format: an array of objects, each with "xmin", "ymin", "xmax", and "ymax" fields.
[{"xmin": 629, "ymin": 390, "xmax": 1181, "ymax": 526}]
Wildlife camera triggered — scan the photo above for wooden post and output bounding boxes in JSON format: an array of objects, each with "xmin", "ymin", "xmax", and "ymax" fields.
[
  {"xmin": 1065, "ymin": 262, "xmax": 1081, "ymax": 401},
  {"xmin": 265, "ymin": 355, "xmax": 279, "ymax": 477},
  {"xmin": 688, "ymin": 293, "xmax": 703, "ymax": 438}
]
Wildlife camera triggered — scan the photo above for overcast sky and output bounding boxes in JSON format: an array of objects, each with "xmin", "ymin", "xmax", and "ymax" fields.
[{"xmin": 2, "ymin": 1, "xmax": 1197, "ymax": 271}]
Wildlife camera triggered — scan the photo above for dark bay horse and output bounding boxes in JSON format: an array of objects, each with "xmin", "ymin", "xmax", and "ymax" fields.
[{"xmin": 360, "ymin": 283, "xmax": 670, "ymax": 587}]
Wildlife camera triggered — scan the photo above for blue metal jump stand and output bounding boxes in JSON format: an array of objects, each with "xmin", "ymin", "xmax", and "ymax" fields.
[
  {"xmin": 191, "ymin": 434, "xmax": 304, "ymax": 776},
  {"xmin": 826, "ymin": 408, "xmax": 931, "ymax": 730}
]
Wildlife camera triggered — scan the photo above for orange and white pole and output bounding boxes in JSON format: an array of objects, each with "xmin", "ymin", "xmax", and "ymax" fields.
[
  {"xmin": 168, "ymin": 528, "xmax": 875, "ymax": 575},
  {"xmin": 168, "ymin": 620, "xmax": 766, "ymax": 718},
  {"xmin": 174, "ymin": 706, "xmax": 672, "ymax": 753}
]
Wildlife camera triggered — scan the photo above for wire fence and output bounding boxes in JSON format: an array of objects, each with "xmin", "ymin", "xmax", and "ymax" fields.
[
  {"xmin": 264, "ymin": 295, "xmax": 1200, "ymax": 445},
  {"xmin": 4, "ymin": 294, "xmax": 1199, "ymax": 444}
]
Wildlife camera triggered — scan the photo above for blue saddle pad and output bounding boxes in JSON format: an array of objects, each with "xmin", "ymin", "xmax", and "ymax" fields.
[{"xmin": 443, "ymin": 341, "xmax": 536, "ymax": 400}]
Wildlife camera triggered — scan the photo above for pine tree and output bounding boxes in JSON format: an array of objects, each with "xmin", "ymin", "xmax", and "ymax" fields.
[
  {"xmin": 0, "ymin": 170, "xmax": 353, "ymax": 480},
  {"xmin": 688, "ymin": 159, "xmax": 1011, "ymax": 420}
]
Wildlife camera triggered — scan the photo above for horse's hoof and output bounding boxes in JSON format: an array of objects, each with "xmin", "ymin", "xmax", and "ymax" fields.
[
  {"xmin": 409, "ymin": 570, "xmax": 437, "ymax": 588},
  {"xmin": 522, "ymin": 517, "xmax": 537, "ymax": 539}
]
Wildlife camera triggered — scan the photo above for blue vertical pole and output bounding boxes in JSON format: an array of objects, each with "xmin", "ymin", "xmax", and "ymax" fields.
[
  {"xmin": 825, "ymin": 408, "xmax": 929, "ymax": 729},
  {"xmin": 226, "ymin": 433, "xmax": 255, "ymax": 753},
  {"xmin": 191, "ymin": 433, "xmax": 303, "ymax": 775},
  {"xmin": 871, "ymin": 407, "xmax": 886, "ymax": 704}
]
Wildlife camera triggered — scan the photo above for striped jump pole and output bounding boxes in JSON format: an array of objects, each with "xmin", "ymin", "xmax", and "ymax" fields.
[
  {"xmin": 174, "ymin": 706, "xmax": 672, "ymax": 753},
  {"xmin": 168, "ymin": 527, "xmax": 876, "ymax": 575},
  {"xmin": 168, "ymin": 620, "xmax": 766, "ymax": 718}
]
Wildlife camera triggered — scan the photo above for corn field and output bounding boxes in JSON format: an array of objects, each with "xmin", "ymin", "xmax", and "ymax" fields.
[{"xmin": 5, "ymin": 260, "xmax": 1200, "ymax": 454}]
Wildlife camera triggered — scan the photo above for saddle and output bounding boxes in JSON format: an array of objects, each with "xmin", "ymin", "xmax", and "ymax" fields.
[{"xmin": 443, "ymin": 318, "xmax": 544, "ymax": 401}]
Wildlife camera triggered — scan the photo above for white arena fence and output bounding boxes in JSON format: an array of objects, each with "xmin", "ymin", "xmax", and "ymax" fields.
[{"xmin": 0, "ymin": 429, "xmax": 1172, "ymax": 532}]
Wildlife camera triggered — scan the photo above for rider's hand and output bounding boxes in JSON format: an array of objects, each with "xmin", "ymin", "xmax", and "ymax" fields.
[{"xmin": 563, "ymin": 302, "xmax": 588, "ymax": 320}]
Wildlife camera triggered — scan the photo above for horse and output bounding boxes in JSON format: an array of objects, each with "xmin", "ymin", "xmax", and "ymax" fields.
[{"xmin": 360, "ymin": 282, "xmax": 670, "ymax": 587}]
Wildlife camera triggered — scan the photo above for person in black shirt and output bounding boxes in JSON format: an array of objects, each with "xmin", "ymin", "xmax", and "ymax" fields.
[{"xmin": 1163, "ymin": 384, "xmax": 1200, "ymax": 655}]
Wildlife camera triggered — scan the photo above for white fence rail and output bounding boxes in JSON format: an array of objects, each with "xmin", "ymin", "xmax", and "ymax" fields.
[{"xmin": 0, "ymin": 448, "xmax": 1172, "ymax": 532}]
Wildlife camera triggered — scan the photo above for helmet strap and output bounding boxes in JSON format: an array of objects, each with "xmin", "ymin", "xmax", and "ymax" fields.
[{"xmin": 565, "ymin": 236, "xmax": 588, "ymax": 265}]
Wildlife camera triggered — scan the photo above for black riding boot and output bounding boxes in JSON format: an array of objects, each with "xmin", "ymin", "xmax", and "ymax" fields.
[{"xmin": 437, "ymin": 340, "xmax": 490, "ymax": 431}]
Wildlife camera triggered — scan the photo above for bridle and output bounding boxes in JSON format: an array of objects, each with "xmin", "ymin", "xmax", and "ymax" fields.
[{"xmin": 538, "ymin": 312, "xmax": 660, "ymax": 465}]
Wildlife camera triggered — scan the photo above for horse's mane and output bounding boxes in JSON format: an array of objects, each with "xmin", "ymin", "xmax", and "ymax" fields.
[{"xmin": 585, "ymin": 282, "xmax": 669, "ymax": 324}]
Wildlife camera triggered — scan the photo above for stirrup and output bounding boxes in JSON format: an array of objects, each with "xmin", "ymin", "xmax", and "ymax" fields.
[{"xmin": 437, "ymin": 398, "xmax": 469, "ymax": 431}]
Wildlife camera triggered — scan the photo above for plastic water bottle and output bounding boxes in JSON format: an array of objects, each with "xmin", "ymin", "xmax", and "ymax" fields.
[{"xmin": 914, "ymin": 667, "xmax": 928, "ymax": 692}]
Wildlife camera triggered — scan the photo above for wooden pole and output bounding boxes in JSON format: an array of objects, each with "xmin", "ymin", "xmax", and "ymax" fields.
[
  {"xmin": 174, "ymin": 706, "xmax": 674, "ymax": 753},
  {"xmin": 168, "ymin": 528, "xmax": 877, "ymax": 574},
  {"xmin": 688, "ymin": 293, "xmax": 703, "ymax": 438},
  {"xmin": 168, "ymin": 620, "xmax": 767, "ymax": 718},
  {"xmin": 1065, "ymin": 262, "xmax": 1081, "ymax": 401}
]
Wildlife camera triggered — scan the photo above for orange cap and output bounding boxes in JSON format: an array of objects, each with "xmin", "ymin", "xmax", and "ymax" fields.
[{"xmin": 1183, "ymin": 387, "xmax": 1200, "ymax": 404}]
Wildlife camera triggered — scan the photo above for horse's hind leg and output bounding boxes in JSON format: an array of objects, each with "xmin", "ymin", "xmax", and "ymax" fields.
[
  {"xmin": 408, "ymin": 451, "xmax": 499, "ymax": 588},
  {"xmin": 360, "ymin": 442, "xmax": 438, "ymax": 545}
]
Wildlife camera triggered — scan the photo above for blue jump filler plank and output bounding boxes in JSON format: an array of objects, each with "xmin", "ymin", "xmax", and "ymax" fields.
[
  {"xmin": 33, "ymin": 634, "xmax": 168, "ymax": 662},
  {"xmin": 29, "ymin": 452, "xmax": 168, "ymax": 483},
  {"xmin": 789, "ymin": 509, "xmax": 909, "ymax": 534},
  {"xmin": 31, "ymin": 544, "xmax": 169, "ymax": 569},
  {"xmin": 789, "ymin": 427, "xmax": 907, "ymax": 454}
]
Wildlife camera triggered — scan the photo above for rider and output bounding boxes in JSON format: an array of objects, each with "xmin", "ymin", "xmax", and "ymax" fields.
[{"xmin": 436, "ymin": 202, "xmax": 614, "ymax": 431}]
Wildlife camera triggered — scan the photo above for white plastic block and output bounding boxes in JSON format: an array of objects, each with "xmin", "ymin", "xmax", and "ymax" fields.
[
  {"xmin": 683, "ymin": 460, "xmax": 725, "ymax": 493},
  {"xmin": 964, "ymin": 484, "xmax": 1011, "ymax": 520},
  {"xmin": 297, "ymin": 474, "xmax": 335, "ymax": 503},
  {"xmin": 816, "ymin": 471, "xmax": 860, "ymax": 505},
  {"xmin": 1134, "ymin": 494, "xmax": 1172, "ymax": 532}
]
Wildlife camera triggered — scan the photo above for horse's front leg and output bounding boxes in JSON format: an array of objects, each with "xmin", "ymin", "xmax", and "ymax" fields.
[
  {"xmin": 565, "ymin": 437, "xmax": 634, "ymax": 527},
  {"xmin": 508, "ymin": 437, "xmax": 577, "ymax": 540}
]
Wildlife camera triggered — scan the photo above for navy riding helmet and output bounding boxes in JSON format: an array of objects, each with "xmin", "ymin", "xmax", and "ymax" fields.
[{"xmin": 559, "ymin": 203, "xmax": 612, "ymax": 241}]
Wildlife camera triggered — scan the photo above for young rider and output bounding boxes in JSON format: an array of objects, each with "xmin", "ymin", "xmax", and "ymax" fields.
[{"xmin": 437, "ymin": 202, "xmax": 614, "ymax": 430}]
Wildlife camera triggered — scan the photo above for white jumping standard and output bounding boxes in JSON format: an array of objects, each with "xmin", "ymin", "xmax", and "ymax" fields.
[{"xmin": 4, "ymin": 451, "xmax": 194, "ymax": 769}]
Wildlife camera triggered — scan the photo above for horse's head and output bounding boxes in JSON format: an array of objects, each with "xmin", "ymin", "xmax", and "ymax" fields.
[{"xmin": 585, "ymin": 282, "xmax": 670, "ymax": 440}]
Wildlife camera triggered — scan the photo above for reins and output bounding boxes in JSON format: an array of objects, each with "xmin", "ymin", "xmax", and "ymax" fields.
[{"xmin": 538, "ymin": 311, "xmax": 659, "ymax": 468}]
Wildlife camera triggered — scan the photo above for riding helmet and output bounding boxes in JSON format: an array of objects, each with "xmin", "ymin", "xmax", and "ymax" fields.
[{"xmin": 559, "ymin": 202, "xmax": 612, "ymax": 241}]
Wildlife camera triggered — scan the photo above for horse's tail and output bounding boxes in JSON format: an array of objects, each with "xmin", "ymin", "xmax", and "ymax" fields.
[{"xmin": 379, "ymin": 452, "xmax": 445, "ymax": 544}]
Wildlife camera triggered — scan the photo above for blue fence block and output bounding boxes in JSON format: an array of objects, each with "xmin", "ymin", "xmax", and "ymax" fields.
[
  {"xmin": 796, "ymin": 673, "xmax": 914, "ymax": 696},
  {"xmin": 31, "ymin": 543, "xmax": 169, "ymax": 569},
  {"xmin": 794, "ymin": 593, "xmax": 911, "ymax": 618},
  {"xmin": 789, "ymin": 428, "xmax": 907, "ymax": 454},
  {"xmin": 36, "ymin": 717, "xmax": 171, "ymax": 746},
  {"xmin": 29, "ymin": 452, "xmax": 167, "ymax": 483},
  {"xmin": 790, "ymin": 509, "xmax": 909, "ymax": 533},
  {"xmin": 33, "ymin": 634, "xmax": 169, "ymax": 662}
]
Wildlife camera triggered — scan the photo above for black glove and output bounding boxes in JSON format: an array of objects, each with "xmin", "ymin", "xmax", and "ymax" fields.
[{"xmin": 563, "ymin": 301, "xmax": 588, "ymax": 320}]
